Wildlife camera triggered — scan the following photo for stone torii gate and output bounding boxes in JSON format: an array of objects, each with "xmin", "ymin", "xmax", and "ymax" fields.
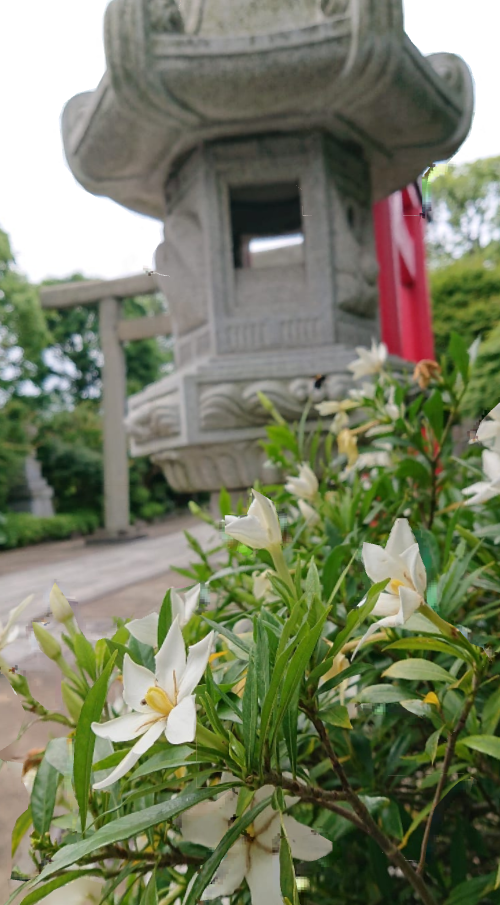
[{"xmin": 39, "ymin": 273, "xmax": 170, "ymax": 540}]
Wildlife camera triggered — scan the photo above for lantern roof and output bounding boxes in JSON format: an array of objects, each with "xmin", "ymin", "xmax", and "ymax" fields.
[{"xmin": 62, "ymin": 0, "xmax": 474, "ymax": 219}]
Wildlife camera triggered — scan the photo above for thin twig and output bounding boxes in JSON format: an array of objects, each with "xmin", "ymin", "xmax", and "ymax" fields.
[
  {"xmin": 306, "ymin": 707, "xmax": 438, "ymax": 905},
  {"xmin": 417, "ymin": 675, "xmax": 478, "ymax": 875}
]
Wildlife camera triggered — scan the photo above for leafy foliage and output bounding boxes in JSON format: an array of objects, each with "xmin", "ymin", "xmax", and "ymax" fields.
[{"xmin": 4, "ymin": 337, "xmax": 500, "ymax": 905}]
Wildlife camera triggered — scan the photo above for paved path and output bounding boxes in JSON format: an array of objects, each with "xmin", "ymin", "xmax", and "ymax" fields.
[{"xmin": 0, "ymin": 516, "xmax": 220, "ymax": 668}]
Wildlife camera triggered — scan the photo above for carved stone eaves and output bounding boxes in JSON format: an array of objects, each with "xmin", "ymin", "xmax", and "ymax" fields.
[
  {"xmin": 199, "ymin": 375, "xmax": 351, "ymax": 430},
  {"xmin": 125, "ymin": 398, "xmax": 181, "ymax": 444}
]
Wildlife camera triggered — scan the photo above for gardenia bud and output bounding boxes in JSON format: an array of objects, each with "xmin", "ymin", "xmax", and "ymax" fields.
[
  {"xmin": 49, "ymin": 583, "xmax": 74, "ymax": 624},
  {"xmin": 32, "ymin": 622, "xmax": 62, "ymax": 661}
]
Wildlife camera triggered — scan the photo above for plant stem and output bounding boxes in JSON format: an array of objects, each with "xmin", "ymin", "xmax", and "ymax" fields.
[
  {"xmin": 270, "ymin": 545, "xmax": 295, "ymax": 595},
  {"xmin": 417, "ymin": 675, "xmax": 479, "ymax": 875},
  {"xmin": 307, "ymin": 707, "xmax": 438, "ymax": 905}
]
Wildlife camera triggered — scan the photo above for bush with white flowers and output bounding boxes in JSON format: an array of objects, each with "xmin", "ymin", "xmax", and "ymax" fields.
[{"xmin": 3, "ymin": 333, "xmax": 500, "ymax": 905}]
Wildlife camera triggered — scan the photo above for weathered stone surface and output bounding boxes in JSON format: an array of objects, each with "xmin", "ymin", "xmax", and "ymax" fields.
[
  {"xmin": 8, "ymin": 456, "xmax": 55, "ymax": 519},
  {"xmin": 59, "ymin": 0, "xmax": 474, "ymax": 493}
]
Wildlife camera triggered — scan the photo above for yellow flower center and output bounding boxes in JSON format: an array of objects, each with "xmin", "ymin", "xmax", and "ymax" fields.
[
  {"xmin": 246, "ymin": 822, "xmax": 256, "ymax": 839},
  {"xmin": 389, "ymin": 578, "xmax": 405, "ymax": 595},
  {"xmin": 144, "ymin": 686, "xmax": 175, "ymax": 717}
]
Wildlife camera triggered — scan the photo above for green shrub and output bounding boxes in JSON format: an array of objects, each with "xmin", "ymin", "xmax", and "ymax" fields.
[
  {"xmin": 0, "ymin": 509, "xmax": 100, "ymax": 549},
  {"xmin": 430, "ymin": 256, "xmax": 500, "ymax": 360}
]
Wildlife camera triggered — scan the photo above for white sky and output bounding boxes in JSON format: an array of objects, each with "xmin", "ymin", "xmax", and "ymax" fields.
[{"xmin": 0, "ymin": 0, "xmax": 498, "ymax": 284}]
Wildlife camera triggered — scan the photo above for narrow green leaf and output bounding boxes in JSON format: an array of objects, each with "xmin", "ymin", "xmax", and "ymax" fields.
[
  {"xmin": 257, "ymin": 637, "xmax": 300, "ymax": 766},
  {"xmin": 379, "ymin": 801, "xmax": 403, "ymax": 841},
  {"xmin": 316, "ymin": 662, "xmax": 362, "ymax": 696},
  {"xmin": 305, "ymin": 559, "xmax": 321, "ymax": 607},
  {"xmin": 183, "ymin": 795, "xmax": 274, "ymax": 905},
  {"xmin": 203, "ymin": 618, "xmax": 250, "ymax": 658},
  {"xmin": 400, "ymin": 778, "xmax": 468, "ymax": 848},
  {"xmin": 320, "ymin": 704, "xmax": 352, "ymax": 730},
  {"xmin": 129, "ymin": 746, "xmax": 206, "ymax": 780},
  {"xmin": 423, "ymin": 390, "xmax": 444, "ymax": 441},
  {"xmin": 280, "ymin": 820, "xmax": 300, "ymax": 905},
  {"xmin": 460, "ymin": 735, "xmax": 500, "ymax": 760},
  {"xmin": 444, "ymin": 871, "xmax": 497, "ymax": 905},
  {"xmin": 242, "ymin": 651, "xmax": 258, "ymax": 772},
  {"xmin": 355, "ymin": 685, "xmax": 415, "ymax": 705},
  {"xmin": 73, "ymin": 633, "xmax": 97, "ymax": 681},
  {"xmin": 448, "ymin": 332, "xmax": 470, "ymax": 381},
  {"xmin": 36, "ymin": 783, "xmax": 243, "ymax": 884},
  {"xmin": 270, "ymin": 611, "xmax": 330, "ymax": 748},
  {"xmin": 11, "ymin": 807, "xmax": 32, "ymax": 858},
  {"xmin": 283, "ymin": 682, "xmax": 301, "ymax": 774},
  {"xmin": 18, "ymin": 871, "xmax": 102, "ymax": 905},
  {"xmin": 140, "ymin": 868, "xmax": 158, "ymax": 905},
  {"xmin": 382, "ymin": 659, "xmax": 454, "ymax": 684},
  {"xmin": 218, "ymin": 487, "xmax": 233, "ymax": 517},
  {"xmin": 255, "ymin": 617, "xmax": 270, "ymax": 705},
  {"xmin": 31, "ymin": 754, "xmax": 59, "ymax": 836},
  {"xmin": 482, "ymin": 686, "xmax": 500, "ymax": 736},
  {"xmin": 384, "ymin": 637, "xmax": 474, "ymax": 664},
  {"xmin": 158, "ymin": 589, "xmax": 172, "ymax": 648},
  {"xmin": 425, "ymin": 729, "xmax": 442, "ymax": 765},
  {"xmin": 74, "ymin": 652, "xmax": 117, "ymax": 834}
]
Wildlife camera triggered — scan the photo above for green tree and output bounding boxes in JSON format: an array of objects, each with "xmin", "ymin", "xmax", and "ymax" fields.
[
  {"xmin": 430, "ymin": 256, "xmax": 500, "ymax": 360},
  {"xmin": 0, "ymin": 227, "xmax": 49, "ymax": 401},
  {"xmin": 427, "ymin": 156, "xmax": 500, "ymax": 264}
]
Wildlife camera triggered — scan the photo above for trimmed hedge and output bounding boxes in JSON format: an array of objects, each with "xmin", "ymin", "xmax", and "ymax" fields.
[{"xmin": 0, "ymin": 509, "xmax": 100, "ymax": 549}]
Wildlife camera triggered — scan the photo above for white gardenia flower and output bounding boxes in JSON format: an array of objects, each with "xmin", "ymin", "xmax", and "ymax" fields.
[
  {"xmin": 315, "ymin": 399, "xmax": 358, "ymax": 416},
  {"xmin": 347, "ymin": 340, "xmax": 388, "ymax": 381},
  {"xmin": 127, "ymin": 585, "xmax": 201, "ymax": 646},
  {"xmin": 181, "ymin": 776, "xmax": 332, "ymax": 904},
  {"xmin": 91, "ymin": 617, "xmax": 214, "ymax": 789},
  {"xmin": 348, "ymin": 382, "xmax": 376, "ymax": 402},
  {"xmin": 0, "ymin": 595, "xmax": 34, "ymax": 652},
  {"xmin": 475, "ymin": 403, "xmax": 500, "ymax": 453},
  {"xmin": 224, "ymin": 490, "xmax": 282, "ymax": 551},
  {"xmin": 354, "ymin": 451, "xmax": 392, "ymax": 471},
  {"xmin": 298, "ymin": 499, "xmax": 320, "ymax": 527},
  {"xmin": 352, "ymin": 518, "xmax": 427, "ymax": 658},
  {"xmin": 462, "ymin": 450, "xmax": 500, "ymax": 506},
  {"xmin": 32, "ymin": 877, "xmax": 104, "ymax": 905},
  {"xmin": 284, "ymin": 463, "xmax": 319, "ymax": 501},
  {"xmin": 385, "ymin": 386, "xmax": 404, "ymax": 421}
]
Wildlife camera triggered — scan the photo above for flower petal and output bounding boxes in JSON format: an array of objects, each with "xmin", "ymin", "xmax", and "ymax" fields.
[
  {"xmin": 122, "ymin": 655, "xmax": 156, "ymax": 713},
  {"xmin": 246, "ymin": 847, "xmax": 283, "ymax": 905},
  {"xmin": 362, "ymin": 543, "xmax": 404, "ymax": 584},
  {"xmin": 224, "ymin": 514, "xmax": 268, "ymax": 549},
  {"xmin": 127, "ymin": 613, "xmax": 159, "ymax": 648},
  {"xmin": 184, "ymin": 584, "xmax": 201, "ymax": 623},
  {"xmin": 178, "ymin": 631, "xmax": 214, "ymax": 699},
  {"xmin": 398, "ymin": 586, "xmax": 423, "ymax": 622},
  {"xmin": 181, "ymin": 789, "xmax": 237, "ymax": 848},
  {"xmin": 385, "ymin": 518, "xmax": 416, "ymax": 558},
  {"xmin": 155, "ymin": 617, "xmax": 186, "ymax": 700},
  {"xmin": 399, "ymin": 543, "xmax": 427, "ymax": 596},
  {"xmin": 371, "ymin": 593, "xmax": 401, "ymax": 617},
  {"xmin": 92, "ymin": 719, "xmax": 166, "ymax": 789},
  {"xmin": 170, "ymin": 589, "xmax": 185, "ymax": 626},
  {"xmin": 165, "ymin": 695, "xmax": 197, "ymax": 744},
  {"xmin": 282, "ymin": 815, "xmax": 332, "ymax": 860},
  {"xmin": 482, "ymin": 450, "xmax": 500, "ymax": 483},
  {"xmin": 91, "ymin": 711, "xmax": 154, "ymax": 742},
  {"xmin": 463, "ymin": 482, "xmax": 498, "ymax": 506},
  {"xmin": 199, "ymin": 837, "xmax": 248, "ymax": 900},
  {"xmin": 248, "ymin": 490, "xmax": 282, "ymax": 547},
  {"xmin": 4, "ymin": 594, "xmax": 34, "ymax": 634}
]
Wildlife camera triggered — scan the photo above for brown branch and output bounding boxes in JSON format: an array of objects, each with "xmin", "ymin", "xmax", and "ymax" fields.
[
  {"xmin": 263, "ymin": 771, "xmax": 364, "ymax": 832},
  {"xmin": 306, "ymin": 707, "xmax": 438, "ymax": 905},
  {"xmin": 417, "ymin": 676, "xmax": 478, "ymax": 875}
]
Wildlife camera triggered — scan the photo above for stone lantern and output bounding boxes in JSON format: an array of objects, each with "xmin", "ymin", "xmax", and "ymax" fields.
[{"xmin": 61, "ymin": 0, "xmax": 473, "ymax": 495}]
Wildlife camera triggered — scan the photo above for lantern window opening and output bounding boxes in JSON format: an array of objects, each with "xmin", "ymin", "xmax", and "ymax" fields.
[{"xmin": 229, "ymin": 181, "xmax": 305, "ymax": 269}]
